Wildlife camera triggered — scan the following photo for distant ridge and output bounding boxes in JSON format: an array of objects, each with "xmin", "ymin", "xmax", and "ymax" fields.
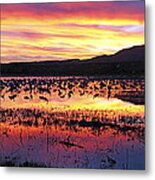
[
  {"xmin": 1, "ymin": 45, "xmax": 145, "ymax": 77},
  {"xmin": 86, "ymin": 45, "xmax": 144, "ymax": 63}
]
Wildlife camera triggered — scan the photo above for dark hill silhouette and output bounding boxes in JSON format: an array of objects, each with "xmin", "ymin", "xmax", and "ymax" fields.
[
  {"xmin": 86, "ymin": 45, "xmax": 144, "ymax": 63},
  {"xmin": 1, "ymin": 45, "xmax": 145, "ymax": 77}
]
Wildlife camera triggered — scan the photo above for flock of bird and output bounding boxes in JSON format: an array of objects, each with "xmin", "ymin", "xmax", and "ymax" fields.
[
  {"xmin": 0, "ymin": 78, "xmax": 144, "ymax": 103},
  {"xmin": 0, "ymin": 78, "xmax": 145, "ymax": 169}
]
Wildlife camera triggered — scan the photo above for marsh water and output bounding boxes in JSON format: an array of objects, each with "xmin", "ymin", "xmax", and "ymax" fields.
[{"xmin": 0, "ymin": 77, "xmax": 145, "ymax": 169}]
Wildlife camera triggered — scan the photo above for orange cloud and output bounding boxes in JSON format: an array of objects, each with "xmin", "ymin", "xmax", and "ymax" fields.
[{"xmin": 1, "ymin": 1, "xmax": 144, "ymax": 63}]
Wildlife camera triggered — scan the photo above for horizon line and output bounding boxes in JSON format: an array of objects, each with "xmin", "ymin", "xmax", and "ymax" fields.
[{"xmin": 1, "ymin": 44, "xmax": 145, "ymax": 65}]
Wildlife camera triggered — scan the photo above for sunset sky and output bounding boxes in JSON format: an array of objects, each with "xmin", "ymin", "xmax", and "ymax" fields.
[{"xmin": 1, "ymin": 1, "xmax": 144, "ymax": 63}]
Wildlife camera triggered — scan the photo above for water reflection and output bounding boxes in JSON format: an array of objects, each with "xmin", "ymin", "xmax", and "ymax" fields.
[{"xmin": 0, "ymin": 77, "xmax": 145, "ymax": 169}]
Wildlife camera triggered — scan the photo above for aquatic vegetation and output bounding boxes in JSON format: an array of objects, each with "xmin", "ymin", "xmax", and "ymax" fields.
[{"xmin": 0, "ymin": 77, "xmax": 145, "ymax": 169}]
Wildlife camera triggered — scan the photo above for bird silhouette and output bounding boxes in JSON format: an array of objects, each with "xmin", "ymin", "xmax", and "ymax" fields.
[
  {"xmin": 23, "ymin": 96, "xmax": 31, "ymax": 100},
  {"xmin": 39, "ymin": 96, "xmax": 49, "ymax": 103},
  {"xmin": 8, "ymin": 94, "xmax": 17, "ymax": 101}
]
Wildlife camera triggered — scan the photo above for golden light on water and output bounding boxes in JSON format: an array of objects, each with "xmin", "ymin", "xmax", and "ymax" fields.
[{"xmin": 1, "ymin": 95, "xmax": 144, "ymax": 117}]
